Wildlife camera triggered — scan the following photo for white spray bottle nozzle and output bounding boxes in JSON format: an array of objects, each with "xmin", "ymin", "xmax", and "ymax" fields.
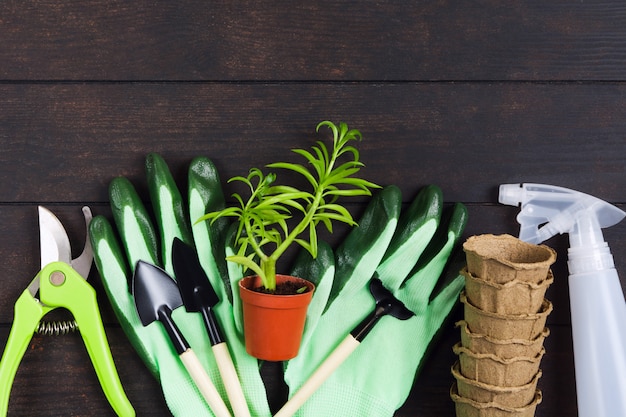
[
  {"xmin": 498, "ymin": 183, "xmax": 625, "ymax": 248},
  {"xmin": 498, "ymin": 183, "xmax": 525, "ymax": 206}
]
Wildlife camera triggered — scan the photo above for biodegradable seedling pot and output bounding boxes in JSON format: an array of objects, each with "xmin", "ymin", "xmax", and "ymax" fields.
[
  {"xmin": 463, "ymin": 234, "xmax": 556, "ymax": 284},
  {"xmin": 453, "ymin": 342, "xmax": 545, "ymax": 387},
  {"xmin": 451, "ymin": 384, "xmax": 542, "ymax": 417},
  {"xmin": 461, "ymin": 292, "xmax": 552, "ymax": 341},
  {"xmin": 462, "ymin": 268, "xmax": 554, "ymax": 315},
  {"xmin": 457, "ymin": 321, "xmax": 549, "ymax": 360},
  {"xmin": 451, "ymin": 362, "xmax": 541, "ymax": 408},
  {"xmin": 239, "ymin": 275, "xmax": 315, "ymax": 361}
]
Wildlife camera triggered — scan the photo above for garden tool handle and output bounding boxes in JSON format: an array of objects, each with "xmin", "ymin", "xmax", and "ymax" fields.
[
  {"xmin": 213, "ymin": 343, "xmax": 251, "ymax": 417},
  {"xmin": 0, "ymin": 290, "xmax": 48, "ymax": 416},
  {"xmin": 274, "ymin": 335, "xmax": 360, "ymax": 417},
  {"xmin": 199, "ymin": 304, "xmax": 250, "ymax": 417},
  {"xmin": 179, "ymin": 348, "xmax": 233, "ymax": 417},
  {"xmin": 40, "ymin": 263, "xmax": 135, "ymax": 417}
]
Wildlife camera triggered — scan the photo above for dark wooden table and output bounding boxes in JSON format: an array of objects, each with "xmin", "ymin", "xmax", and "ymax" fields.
[{"xmin": 3, "ymin": 2, "xmax": 626, "ymax": 416}]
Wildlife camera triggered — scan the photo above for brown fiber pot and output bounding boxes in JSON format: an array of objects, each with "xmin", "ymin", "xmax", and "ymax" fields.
[{"xmin": 239, "ymin": 274, "xmax": 315, "ymax": 361}]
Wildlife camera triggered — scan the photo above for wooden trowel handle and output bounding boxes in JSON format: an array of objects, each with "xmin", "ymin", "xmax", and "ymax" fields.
[
  {"xmin": 180, "ymin": 348, "xmax": 232, "ymax": 417},
  {"xmin": 274, "ymin": 335, "xmax": 361, "ymax": 417},
  {"xmin": 213, "ymin": 343, "xmax": 251, "ymax": 417}
]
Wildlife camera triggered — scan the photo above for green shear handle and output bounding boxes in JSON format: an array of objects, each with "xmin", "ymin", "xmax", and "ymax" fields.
[{"xmin": 0, "ymin": 262, "xmax": 135, "ymax": 417}]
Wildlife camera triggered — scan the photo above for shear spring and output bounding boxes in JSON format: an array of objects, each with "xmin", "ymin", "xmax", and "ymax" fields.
[{"xmin": 37, "ymin": 320, "xmax": 78, "ymax": 336}]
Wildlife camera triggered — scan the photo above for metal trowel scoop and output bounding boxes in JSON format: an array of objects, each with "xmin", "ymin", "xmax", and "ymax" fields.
[
  {"xmin": 172, "ymin": 238, "xmax": 251, "ymax": 417},
  {"xmin": 132, "ymin": 260, "xmax": 232, "ymax": 417},
  {"xmin": 274, "ymin": 277, "xmax": 415, "ymax": 417}
]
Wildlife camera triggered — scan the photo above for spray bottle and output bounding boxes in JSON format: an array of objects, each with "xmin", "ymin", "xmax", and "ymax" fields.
[{"xmin": 498, "ymin": 183, "xmax": 626, "ymax": 417}]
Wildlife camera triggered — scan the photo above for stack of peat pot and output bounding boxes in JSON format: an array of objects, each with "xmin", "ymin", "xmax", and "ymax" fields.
[{"xmin": 450, "ymin": 234, "xmax": 556, "ymax": 417}]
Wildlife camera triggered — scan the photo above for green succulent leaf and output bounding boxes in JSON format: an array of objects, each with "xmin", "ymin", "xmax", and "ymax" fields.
[
  {"xmin": 227, "ymin": 254, "xmax": 266, "ymax": 280},
  {"xmin": 200, "ymin": 121, "xmax": 378, "ymax": 291},
  {"xmin": 267, "ymin": 162, "xmax": 318, "ymax": 188}
]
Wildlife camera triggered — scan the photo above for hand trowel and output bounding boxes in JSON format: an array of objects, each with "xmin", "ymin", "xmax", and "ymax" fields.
[
  {"xmin": 274, "ymin": 277, "xmax": 415, "ymax": 417},
  {"xmin": 172, "ymin": 238, "xmax": 251, "ymax": 417},
  {"xmin": 132, "ymin": 260, "xmax": 232, "ymax": 417}
]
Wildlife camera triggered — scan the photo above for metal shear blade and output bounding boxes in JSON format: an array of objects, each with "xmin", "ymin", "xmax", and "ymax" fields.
[
  {"xmin": 36, "ymin": 207, "xmax": 94, "ymax": 334},
  {"xmin": 38, "ymin": 206, "xmax": 93, "ymax": 279}
]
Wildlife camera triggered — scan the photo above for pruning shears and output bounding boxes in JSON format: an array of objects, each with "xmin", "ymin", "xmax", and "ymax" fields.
[{"xmin": 0, "ymin": 206, "xmax": 135, "ymax": 416}]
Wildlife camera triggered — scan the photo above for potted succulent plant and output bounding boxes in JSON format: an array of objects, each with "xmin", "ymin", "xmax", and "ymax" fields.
[{"xmin": 198, "ymin": 121, "xmax": 379, "ymax": 360}]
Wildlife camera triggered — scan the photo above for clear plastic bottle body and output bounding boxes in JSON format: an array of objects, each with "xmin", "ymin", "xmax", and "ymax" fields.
[{"xmin": 568, "ymin": 264, "xmax": 626, "ymax": 417}]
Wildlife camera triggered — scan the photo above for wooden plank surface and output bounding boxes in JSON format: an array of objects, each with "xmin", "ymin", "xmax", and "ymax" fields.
[
  {"xmin": 3, "ymin": 1, "xmax": 626, "ymax": 81},
  {"xmin": 2, "ymin": 1, "xmax": 626, "ymax": 416},
  {"xmin": 2, "ymin": 83, "xmax": 626, "ymax": 203}
]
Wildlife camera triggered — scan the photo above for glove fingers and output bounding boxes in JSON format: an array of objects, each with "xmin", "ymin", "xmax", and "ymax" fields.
[
  {"xmin": 101, "ymin": 156, "xmax": 274, "ymax": 416},
  {"xmin": 290, "ymin": 240, "xmax": 335, "ymax": 348},
  {"xmin": 187, "ymin": 160, "xmax": 274, "ymax": 416},
  {"xmin": 415, "ymin": 273, "xmax": 465, "ymax": 370},
  {"xmin": 108, "ymin": 171, "xmax": 209, "ymax": 375},
  {"xmin": 146, "ymin": 153, "xmax": 194, "ymax": 276},
  {"xmin": 376, "ymin": 185, "xmax": 442, "ymax": 291},
  {"xmin": 188, "ymin": 156, "xmax": 232, "ymax": 303},
  {"xmin": 401, "ymin": 203, "xmax": 468, "ymax": 307},
  {"xmin": 330, "ymin": 185, "xmax": 401, "ymax": 307},
  {"xmin": 109, "ymin": 176, "xmax": 159, "ymax": 272},
  {"xmin": 89, "ymin": 215, "xmax": 159, "ymax": 375},
  {"xmin": 225, "ymin": 224, "xmax": 246, "ymax": 333},
  {"xmin": 99, "ymin": 186, "xmax": 217, "ymax": 407},
  {"xmin": 429, "ymin": 273, "xmax": 465, "ymax": 319},
  {"xmin": 290, "ymin": 240, "xmax": 334, "ymax": 288}
]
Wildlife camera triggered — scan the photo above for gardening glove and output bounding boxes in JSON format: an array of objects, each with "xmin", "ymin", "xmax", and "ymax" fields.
[
  {"xmin": 89, "ymin": 153, "xmax": 271, "ymax": 417},
  {"xmin": 283, "ymin": 184, "xmax": 468, "ymax": 416}
]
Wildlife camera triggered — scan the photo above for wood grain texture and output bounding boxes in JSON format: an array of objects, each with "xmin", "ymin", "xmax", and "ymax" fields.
[
  {"xmin": 2, "ymin": 83, "xmax": 626, "ymax": 203},
  {"xmin": 2, "ymin": 1, "xmax": 624, "ymax": 416},
  {"xmin": 3, "ymin": 1, "xmax": 626, "ymax": 81}
]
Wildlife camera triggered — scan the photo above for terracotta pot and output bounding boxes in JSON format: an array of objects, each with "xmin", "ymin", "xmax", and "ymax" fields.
[{"xmin": 238, "ymin": 274, "xmax": 315, "ymax": 361}]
